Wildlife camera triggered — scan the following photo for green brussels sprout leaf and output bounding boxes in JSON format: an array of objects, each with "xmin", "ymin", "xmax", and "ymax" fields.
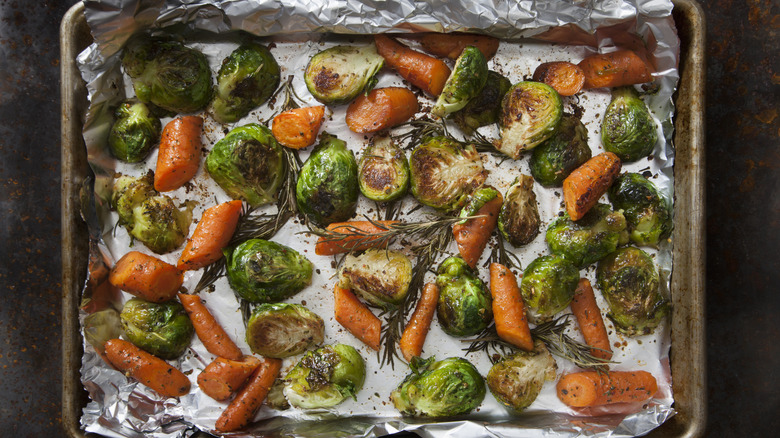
[{"xmin": 304, "ymin": 45, "xmax": 385, "ymax": 105}]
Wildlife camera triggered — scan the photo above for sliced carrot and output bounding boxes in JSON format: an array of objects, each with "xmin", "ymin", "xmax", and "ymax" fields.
[
  {"xmin": 178, "ymin": 293, "xmax": 243, "ymax": 361},
  {"xmin": 177, "ymin": 200, "xmax": 243, "ymax": 271},
  {"xmin": 109, "ymin": 251, "xmax": 183, "ymax": 303},
  {"xmin": 314, "ymin": 220, "xmax": 398, "ymax": 256},
  {"xmin": 334, "ymin": 284, "xmax": 381, "ymax": 351},
  {"xmin": 452, "ymin": 193, "xmax": 503, "ymax": 268},
  {"xmin": 271, "ymin": 105, "xmax": 326, "ymax": 149},
  {"xmin": 532, "ymin": 61, "xmax": 586, "ymax": 96},
  {"xmin": 489, "ymin": 263, "xmax": 534, "ymax": 351},
  {"xmin": 556, "ymin": 370, "xmax": 658, "ymax": 407},
  {"xmin": 104, "ymin": 338, "xmax": 191, "ymax": 397},
  {"xmin": 197, "ymin": 356, "xmax": 262, "ymax": 401},
  {"xmin": 374, "ymin": 34, "xmax": 451, "ymax": 96},
  {"xmin": 563, "ymin": 152, "xmax": 621, "ymax": 221},
  {"xmin": 215, "ymin": 357, "xmax": 282, "ymax": 432},
  {"xmin": 571, "ymin": 278, "xmax": 613, "ymax": 361},
  {"xmin": 154, "ymin": 115, "xmax": 203, "ymax": 192},
  {"xmin": 416, "ymin": 32, "xmax": 500, "ymax": 60},
  {"xmin": 578, "ymin": 50, "xmax": 653, "ymax": 89},
  {"xmin": 399, "ymin": 283, "xmax": 440, "ymax": 361},
  {"xmin": 345, "ymin": 87, "xmax": 419, "ymax": 133}
]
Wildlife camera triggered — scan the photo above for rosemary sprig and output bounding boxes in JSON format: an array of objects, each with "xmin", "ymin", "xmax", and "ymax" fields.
[
  {"xmin": 487, "ymin": 231, "xmax": 522, "ymax": 272},
  {"xmin": 393, "ymin": 119, "xmax": 448, "ymax": 149}
]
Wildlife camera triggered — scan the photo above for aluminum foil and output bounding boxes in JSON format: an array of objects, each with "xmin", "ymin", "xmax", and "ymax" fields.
[{"xmin": 76, "ymin": 1, "xmax": 681, "ymax": 437}]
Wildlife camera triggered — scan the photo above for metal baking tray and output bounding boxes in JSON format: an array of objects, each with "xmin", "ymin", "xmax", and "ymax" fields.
[{"xmin": 60, "ymin": 1, "xmax": 706, "ymax": 436}]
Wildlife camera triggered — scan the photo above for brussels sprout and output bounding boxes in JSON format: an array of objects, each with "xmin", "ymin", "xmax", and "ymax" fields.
[
  {"xmin": 120, "ymin": 298, "xmax": 194, "ymax": 359},
  {"xmin": 358, "ymin": 136, "xmax": 410, "ymax": 202},
  {"xmin": 391, "ymin": 356, "xmax": 485, "ymax": 417},
  {"xmin": 121, "ymin": 36, "xmax": 212, "ymax": 113},
  {"xmin": 409, "ymin": 136, "xmax": 487, "ymax": 212},
  {"xmin": 339, "ymin": 249, "xmax": 412, "ymax": 308},
  {"xmin": 596, "ymin": 247, "xmax": 669, "ymax": 336},
  {"xmin": 266, "ymin": 379, "xmax": 290, "ymax": 410},
  {"xmin": 224, "ymin": 239, "xmax": 313, "ymax": 303},
  {"xmin": 283, "ymin": 344, "xmax": 366, "ymax": 409},
  {"xmin": 546, "ymin": 203, "xmax": 629, "ymax": 268},
  {"xmin": 296, "ymin": 133, "xmax": 359, "ymax": 225},
  {"xmin": 206, "ymin": 123, "xmax": 285, "ymax": 207},
  {"xmin": 497, "ymin": 81, "xmax": 563, "ymax": 159},
  {"xmin": 245, "ymin": 303, "xmax": 324, "ymax": 358},
  {"xmin": 520, "ymin": 255, "xmax": 579, "ymax": 322},
  {"xmin": 601, "ymin": 87, "xmax": 658, "ymax": 162},
  {"xmin": 108, "ymin": 101, "xmax": 162, "ymax": 163},
  {"xmin": 211, "ymin": 41, "xmax": 281, "ymax": 123},
  {"xmin": 453, "ymin": 70, "xmax": 512, "ymax": 136},
  {"xmin": 436, "ymin": 256, "xmax": 492, "ymax": 337},
  {"xmin": 431, "ymin": 46, "xmax": 489, "ymax": 118},
  {"xmin": 486, "ymin": 340, "xmax": 557, "ymax": 412},
  {"xmin": 112, "ymin": 173, "xmax": 157, "ymax": 226},
  {"xmin": 529, "ymin": 113, "xmax": 591, "ymax": 187},
  {"xmin": 304, "ymin": 45, "xmax": 384, "ymax": 105},
  {"xmin": 608, "ymin": 173, "xmax": 673, "ymax": 247},
  {"xmin": 498, "ymin": 175, "xmax": 541, "ymax": 247},
  {"xmin": 458, "ymin": 185, "xmax": 500, "ymax": 220}
]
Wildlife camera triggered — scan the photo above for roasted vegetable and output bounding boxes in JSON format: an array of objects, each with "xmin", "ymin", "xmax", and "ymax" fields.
[
  {"xmin": 497, "ymin": 81, "xmax": 563, "ymax": 159},
  {"xmin": 601, "ymin": 87, "xmax": 658, "ymax": 162},
  {"xmin": 391, "ymin": 356, "xmax": 485, "ymax": 417},
  {"xmin": 596, "ymin": 247, "xmax": 669, "ymax": 336},
  {"xmin": 304, "ymin": 45, "xmax": 384, "ymax": 105},
  {"xmin": 357, "ymin": 136, "xmax": 410, "ymax": 202},
  {"xmin": 120, "ymin": 298, "xmax": 194, "ymax": 360},
  {"xmin": 436, "ymin": 256, "xmax": 493, "ymax": 337},
  {"xmin": 520, "ymin": 255, "xmax": 579, "ymax": 322},
  {"xmin": 431, "ymin": 46, "xmax": 489, "ymax": 117},
  {"xmin": 245, "ymin": 303, "xmax": 324, "ymax": 358},
  {"xmin": 608, "ymin": 172, "xmax": 673, "ymax": 247},
  {"xmin": 108, "ymin": 101, "xmax": 162, "ymax": 163},
  {"xmin": 224, "ymin": 239, "xmax": 313, "ymax": 303},
  {"xmin": 497, "ymin": 175, "xmax": 541, "ymax": 247},
  {"xmin": 486, "ymin": 340, "xmax": 557, "ymax": 412},
  {"xmin": 452, "ymin": 70, "xmax": 511, "ymax": 135},
  {"xmin": 529, "ymin": 114, "xmax": 592, "ymax": 187},
  {"xmin": 283, "ymin": 344, "xmax": 365, "ymax": 409},
  {"xmin": 338, "ymin": 249, "xmax": 412, "ymax": 308},
  {"xmin": 545, "ymin": 203, "xmax": 629, "ymax": 268}
]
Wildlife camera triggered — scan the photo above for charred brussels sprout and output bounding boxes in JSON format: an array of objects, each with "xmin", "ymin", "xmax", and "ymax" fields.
[
  {"xmin": 120, "ymin": 298, "xmax": 194, "ymax": 359},
  {"xmin": 391, "ymin": 356, "xmax": 485, "ymax": 417},
  {"xmin": 304, "ymin": 45, "xmax": 384, "ymax": 105},
  {"xmin": 211, "ymin": 41, "xmax": 281, "ymax": 123},
  {"xmin": 597, "ymin": 247, "xmax": 669, "ymax": 336},
  {"xmin": 206, "ymin": 123, "xmax": 284, "ymax": 207},
  {"xmin": 520, "ymin": 255, "xmax": 578, "ymax": 322},
  {"xmin": 498, "ymin": 81, "xmax": 563, "ymax": 159},
  {"xmin": 108, "ymin": 101, "xmax": 161, "ymax": 163},
  {"xmin": 436, "ymin": 256, "xmax": 492, "ymax": 337},
  {"xmin": 431, "ymin": 46, "xmax": 489, "ymax": 117},
  {"xmin": 358, "ymin": 136, "xmax": 410, "ymax": 202},
  {"xmin": 453, "ymin": 70, "xmax": 511, "ymax": 135},
  {"xmin": 498, "ymin": 175, "xmax": 541, "ymax": 247},
  {"xmin": 245, "ymin": 303, "xmax": 324, "ymax": 358},
  {"xmin": 121, "ymin": 36, "xmax": 212, "ymax": 113},
  {"xmin": 546, "ymin": 203, "xmax": 629, "ymax": 268},
  {"xmin": 283, "ymin": 344, "xmax": 365, "ymax": 409},
  {"xmin": 486, "ymin": 340, "xmax": 557, "ymax": 412},
  {"xmin": 409, "ymin": 136, "xmax": 487, "ymax": 212},
  {"xmin": 459, "ymin": 185, "xmax": 500, "ymax": 219},
  {"xmin": 608, "ymin": 173, "xmax": 673, "ymax": 247},
  {"xmin": 224, "ymin": 239, "xmax": 313, "ymax": 303},
  {"xmin": 339, "ymin": 249, "xmax": 412, "ymax": 308},
  {"xmin": 529, "ymin": 113, "xmax": 592, "ymax": 187},
  {"xmin": 296, "ymin": 133, "xmax": 359, "ymax": 225},
  {"xmin": 601, "ymin": 87, "xmax": 658, "ymax": 162}
]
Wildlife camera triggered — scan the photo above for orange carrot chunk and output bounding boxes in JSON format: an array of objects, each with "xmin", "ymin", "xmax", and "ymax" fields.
[
  {"xmin": 571, "ymin": 278, "xmax": 613, "ymax": 361},
  {"xmin": 556, "ymin": 370, "xmax": 658, "ymax": 407},
  {"xmin": 109, "ymin": 251, "xmax": 183, "ymax": 303},
  {"xmin": 489, "ymin": 263, "xmax": 534, "ymax": 351},
  {"xmin": 154, "ymin": 115, "xmax": 203, "ymax": 192},
  {"xmin": 272, "ymin": 105, "xmax": 326, "ymax": 149},
  {"xmin": 178, "ymin": 293, "xmax": 243, "ymax": 361},
  {"xmin": 104, "ymin": 338, "xmax": 191, "ymax": 397},
  {"xmin": 215, "ymin": 358, "xmax": 282, "ymax": 432},
  {"xmin": 532, "ymin": 61, "xmax": 586, "ymax": 96},
  {"xmin": 374, "ymin": 34, "xmax": 451, "ymax": 96},
  {"xmin": 314, "ymin": 220, "xmax": 398, "ymax": 256},
  {"xmin": 399, "ymin": 283, "xmax": 440, "ymax": 361},
  {"xmin": 417, "ymin": 32, "xmax": 500, "ymax": 60},
  {"xmin": 578, "ymin": 50, "xmax": 653, "ymax": 89},
  {"xmin": 346, "ymin": 87, "xmax": 419, "ymax": 133},
  {"xmin": 197, "ymin": 356, "xmax": 262, "ymax": 401},
  {"xmin": 452, "ymin": 193, "xmax": 503, "ymax": 268},
  {"xmin": 334, "ymin": 284, "xmax": 381, "ymax": 351},
  {"xmin": 177, "ymin": 200, "xmax": 243, "ymax": 271},
  {"xmin": 563, "ymin": 152, "xmax": 622, "ymax": 221}
]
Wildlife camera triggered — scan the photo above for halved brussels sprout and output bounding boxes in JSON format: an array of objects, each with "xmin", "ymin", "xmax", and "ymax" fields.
[
  {"xmin": 436, "ymin": 256, "xmax": 492, "ymax": 337},
  {"xmin": 458, "ymin": 185, "xmax": 500, "ymax": 220},
  {"xmin": 452, "ymin": 70, "xmax": 511, "ymax": 135},
  {"xmin": 601, "ymin": 87, "xmax": 658, "ymax": 162},
  {"xmin": 112, "ymin": 173, "xmax": 157, "ymax": 226},
  {"xmin": 520, "ymin": 255, "xmax": 579, "ymax": 322},
  {"xmin": 283, "ymin": 344, "xmax": 366, "ymax": 409},
  {"xmin": 391, "ymin": 356, "xmax": 485, "ymax": 417},
  {"xmin": 358, "ymin": 136, "xmax": 410, "ymax": 202},
  {"xmin": 224, "ymin": 239, "xmax": 313, "ymax": 303},
  {"xmin": 108, "ymin": 101, "xmax": 161, "ymax": 163},
  {"xmin": 338, "ymin": 249, "xmax": 412, "ymax": 308},
  {"xmin": 304, "ymin": 45, "xmax": 385, "ymax": 105},
  {"xmin": 498, "ymin": 175, "xmax": 541, "ymax": 247},
  {"xmin": 497, "ymin": 81, "xmax": 563, "ymax": 159},
  {"xmin": 431, "ymin": 46, "xmax": 489, "ymax": 117},
  {"xmin": 245, "ymin": 303, "xmax": 324, "ymax": 358},
  {"xmin": 296, "ymin": 133, "xmax": 359, "ymax": 225},
  {"xmin": 597, "ymin": 247, "xmax": 669, "ymax": 336},
  {"xmin": 608, "ymin": 172, "xmax": 673, "ymax": 247},
  {"xmin": 409, "ymin": 136, "xmax": 487, "ymax": 212},
  {"xmin": 206, "ymin": 123, "xmax": 285, "ymax": 207},
  {"xmin": 546, "ymin": 203, "xmax": 629, "ymax": 268},
  {"xmin": 529, "ymin": 113, "xmax": 591, "ymax": 187},
  {"xmin": 120, "ymin": 298, "xmax": 194, "ymax": 359},
  {"xmin": 211, "ymin": 41, "xmax": 281, "ymax": 123},
  {"xmin": 486, "ymin": 340, "xmax": 557, "ymax": 412}
]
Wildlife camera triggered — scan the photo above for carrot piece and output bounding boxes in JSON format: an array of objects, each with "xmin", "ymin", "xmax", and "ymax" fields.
[
  {"xmin": 345, "ymin": 87, "xmax": 419, "ymax": 133},
  {"xmin": 416, "ymin": 32, "xmax": 500, "ymax": 60},
  {"xmin": 178, "ymin": 293, "xmax": 243, "ymax": 361},
  {"xmin": 271, "ymin": 105, "xmax": 326, "ymax": 149},
  {"xmin": 452, "ymin": 193, "xmax": 503, "ymax": 268},
  {"xmin": 489, "ymin": 263, "xmax": 534, "ymax": 351},
  {"xmin": 578, "ymin": 50, "xmax": 652, "ymax": 89},
  {"xmin": 374, "ymin": 34, "xmax": 451, "ymax": 96},
  {"xmin": 399, "ymin": 283, "xmax": 440, "ymax": 361},
  {"xmin": 556, "ymin": 370, "xmax": 658, "ymax": 407},
  {"xmin": 197, "ymin": 356, "xmax": 262, "ymax": 401},
  {"xmin": 104, "ymin": 338, "xmax": 191, "ymax": 397},
  {"xmin": 215, "ymin": 357, "xmax": 282, "ymax": 432},
  {"xmin": 109, "ymin": 251, "xmax": 183, "ymax": 303},
  {"xmin": 314, "ymin": 220, "xmax": 398, "ymax": 256},
  {"xmin": 532, "ymin": 61, "xmax": 586, "ymax": 96},
  {"xmin": 571, "ymin": 278, "xmax": 613, "ymax": 361},
  {"xmin": 334, "ymin": 284, "xmax": 381, "ymax": 351},
  {"xmin": 177, "ymin": 200, "xmax": 243, "ymax": 271},
  {"xmin": 154, "ymin": 115, "xmax": 203, "ymax": 192},
  {"xmin": 562, "ymin": 152, "xmax": 621, "ymax": 221}
]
